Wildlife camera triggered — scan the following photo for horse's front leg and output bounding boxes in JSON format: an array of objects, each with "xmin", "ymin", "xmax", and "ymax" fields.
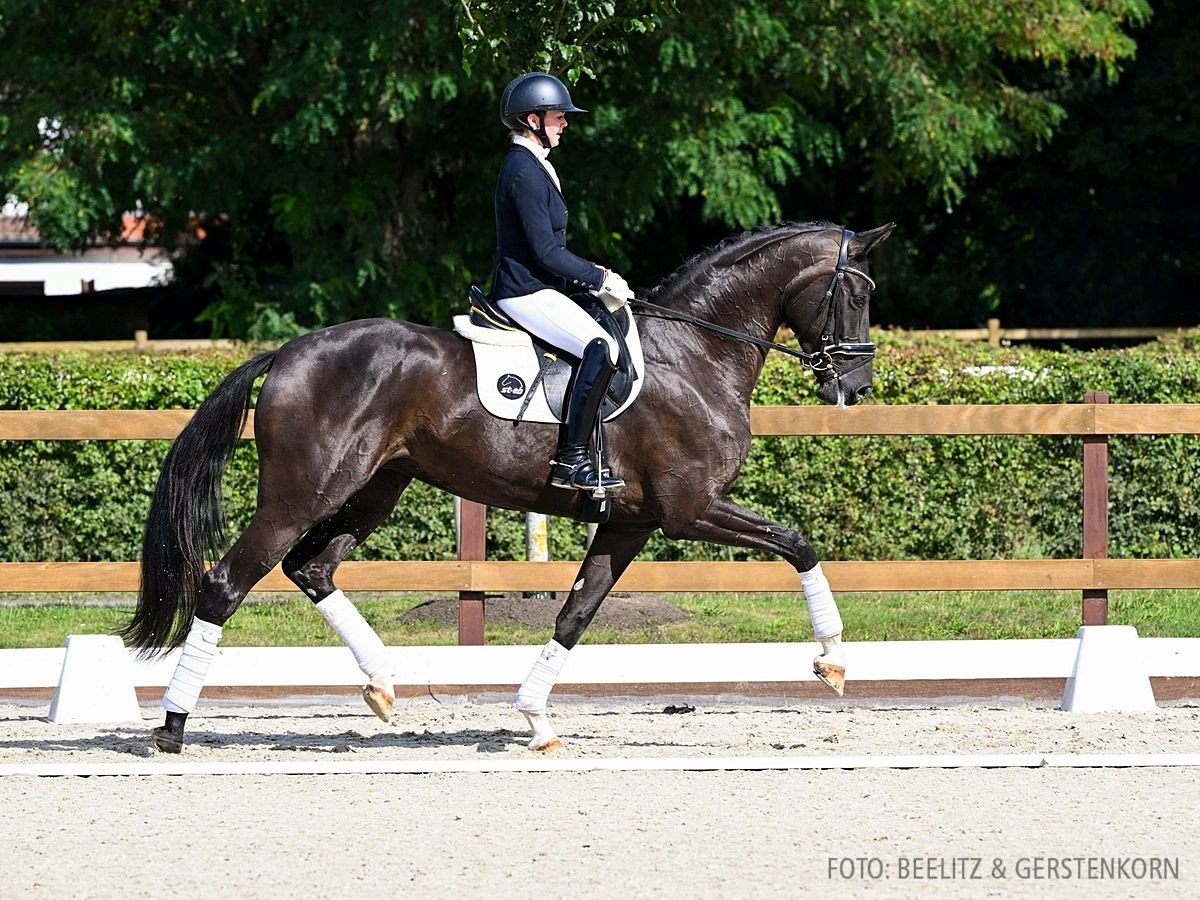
[
  {"xmin": 668, "ymin": 496, "xmax": 846, "ymax": 695},
  {"xmin": 515, "ymin": 523, "xmax": 654, "ymax": 751}
]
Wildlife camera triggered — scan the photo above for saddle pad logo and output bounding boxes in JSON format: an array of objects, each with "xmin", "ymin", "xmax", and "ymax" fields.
[{"xmin": 497, "ymin": 373, "xmax": 526, "ymax": 399}]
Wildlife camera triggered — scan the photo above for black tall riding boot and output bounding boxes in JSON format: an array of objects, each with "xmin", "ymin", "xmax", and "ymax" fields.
[{"xmin": 550, "ymin": 338, "xmax": 624, "ymax": 491}]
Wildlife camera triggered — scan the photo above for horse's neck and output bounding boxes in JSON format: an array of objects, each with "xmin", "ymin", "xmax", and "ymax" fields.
[
  {"xmin": 641, "ymin": 227, "xmax": 831, "ymax": 396},
  {"xmin": 660, "ymin": 278, "xmax": 782, "ymax": 344},
  {"xmin": 702, "ymin": 293, "xmax": 781, "ymax": 344},
  {"xmin": 668, "ymin": 229, "xmax": 828, "ymax": 341},
  {"xmin": 639, "ymin": 293, "xmax": 774, "ymax": 403}
]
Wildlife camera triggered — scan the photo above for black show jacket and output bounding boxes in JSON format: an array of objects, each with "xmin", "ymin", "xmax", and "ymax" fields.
[{"xmin": 491, "ymin": 144, "xmax": 604, "ymax": 299}]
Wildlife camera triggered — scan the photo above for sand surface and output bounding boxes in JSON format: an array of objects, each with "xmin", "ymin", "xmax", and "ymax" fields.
[{"xmin": 2, "ymin": 698, "xmax": 1198, "ymax": 898}]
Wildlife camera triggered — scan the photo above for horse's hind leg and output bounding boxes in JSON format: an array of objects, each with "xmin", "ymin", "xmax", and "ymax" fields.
[
  {"xmin": 152, "ymin": 512, "xmax": 314, "ymax": 753},
  {"xmin": 667, "ymin": 496, "xmax": 846, "ymax": 695},
  {"xmin": 281, "ymin": 467, "xmax": 412, "ymax": 722},
  {"xmin": 516, "ymin": 523, "xmax": 654, "ymax": 751}
]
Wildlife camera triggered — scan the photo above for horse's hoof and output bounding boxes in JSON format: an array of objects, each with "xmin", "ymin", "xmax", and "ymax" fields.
[
  {"xmin": 520, "ymin": 708, "xmax": 563, "ymax": 752},
  {"xmin": 813, "ymin": 659, "xmax": 846, "ymax": 697},
  {"xmin": 362, "ymin": 684, "xmax": 394, "ymax": 723},
  {"xmin": 151, "ymin": 726, "xmax": 183, "ymax": 754}
]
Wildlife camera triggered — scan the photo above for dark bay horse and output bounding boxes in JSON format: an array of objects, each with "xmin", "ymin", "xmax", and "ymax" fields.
[{"xmin": 123, "ymin": 220, "xmax": 894, "ymax": 753}]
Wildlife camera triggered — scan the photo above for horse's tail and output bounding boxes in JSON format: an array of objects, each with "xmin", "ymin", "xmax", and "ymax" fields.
[{"xmin": 120, "ymin": 351, "xmax": 276, "ymax": 656}]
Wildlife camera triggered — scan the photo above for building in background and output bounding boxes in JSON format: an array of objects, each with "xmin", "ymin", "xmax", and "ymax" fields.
[
  {"xmin": 0, "ymin": 200, "xmax": 204, "ymax": 341},
  {"xmin": 0, "ymin": 202, "xmax": 172, "ymax": 297}
]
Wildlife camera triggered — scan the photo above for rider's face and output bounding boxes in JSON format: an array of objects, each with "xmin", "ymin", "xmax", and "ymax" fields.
[{"xmin": 526, "ymin": 110, "xmax": 568, "ymax": 147}]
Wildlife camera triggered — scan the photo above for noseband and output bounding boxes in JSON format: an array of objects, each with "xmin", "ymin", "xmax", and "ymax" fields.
[{"xmin": 630, "ymin": 228, "xmax": 876, "ymax": 387}]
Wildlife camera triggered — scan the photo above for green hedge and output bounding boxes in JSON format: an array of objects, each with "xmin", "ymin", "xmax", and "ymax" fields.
[{"xmin": 2, "ymin": 329, "xmax": 1198, "ymax": 566}]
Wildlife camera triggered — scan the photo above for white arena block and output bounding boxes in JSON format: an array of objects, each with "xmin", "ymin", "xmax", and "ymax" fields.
[
  {"xmin": 1061, "ymin": 625, "xmax": 1157, "ymax": 713},
  {"xmin": 47, "ymin": 635, "xmax": 145, "ymax": 724}
]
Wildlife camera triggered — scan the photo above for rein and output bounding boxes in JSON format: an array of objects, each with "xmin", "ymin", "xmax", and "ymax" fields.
[
  {"xmin": 630, "ymin": 228, "xmax": 876, "ymax": 381},
  {"xmin": 630, "ymin": 298, "xmax": 819, "ymax": 364}
]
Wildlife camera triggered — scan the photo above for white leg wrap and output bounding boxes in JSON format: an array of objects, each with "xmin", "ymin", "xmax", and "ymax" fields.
[
  {"xmin": 800, "ymin": 563, "xmax": 843, "ymax": 639},
  {"xmin": 316, "ymin": 590, "xmax": 392, "ymax": 683},
  {"xmin": 516, "ymin": 639, "xmax": 570, "ymax": 712},
  {"xmin": 163, "ymin": 617, "xmax": 222, "ymax": 714}
]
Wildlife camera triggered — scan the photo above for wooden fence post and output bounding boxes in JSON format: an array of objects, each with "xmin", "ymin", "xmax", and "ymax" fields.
[
  {"xmin": 457, "ymin": 498, "xmax": 487, "ymax": 645},
  {"xmin": 987, "ymin": 318, "xmax": 1001, "ymax": 346},
  {"xmin": 1082, "ymin": 390, "xmax": 1110, "ymax": 625}
]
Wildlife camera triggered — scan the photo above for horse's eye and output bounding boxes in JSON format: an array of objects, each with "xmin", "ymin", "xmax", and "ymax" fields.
[{"xmin": 849, "ymin": 293, "xmax": 867, "ymax": 310}]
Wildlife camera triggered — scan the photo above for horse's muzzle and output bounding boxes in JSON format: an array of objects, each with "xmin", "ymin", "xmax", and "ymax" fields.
[{"xmin": 815, "ymin": 352, "xmax": 874, "ymax": 407}]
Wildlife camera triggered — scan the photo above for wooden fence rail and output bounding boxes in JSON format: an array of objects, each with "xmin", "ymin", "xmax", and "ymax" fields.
[
  {"xmin": 910, "ymin": 319, "xmax": 1184, "ymax": 346},
  {"xmin": 2, "ymin": 558, "xmax": 1198, "ymax": 594},
  {"xmin": 4, "ymin": 402, "xmax": 1200, "ymax": 440},
  {"xmin": 0, "ymin": 331, "xmax": 244, "ymax": 354},
  {"xmin": 1, "ymin": 395, "xmax": 1197, "ymax": 643}
]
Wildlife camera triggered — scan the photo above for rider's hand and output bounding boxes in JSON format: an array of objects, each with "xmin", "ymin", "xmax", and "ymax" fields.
[{"xmin": 600, "ymin": 270, "xmax": 635, "ymax": 304}]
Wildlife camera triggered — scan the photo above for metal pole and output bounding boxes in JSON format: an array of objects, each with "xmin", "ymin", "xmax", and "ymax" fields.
[
  {"xmin": 1082, "ymin": 390, "xmax": 1110, "ymax": 626},
  {"xmin": 524, "ymin": 512, "xmax": 553, "ymax": 599}
]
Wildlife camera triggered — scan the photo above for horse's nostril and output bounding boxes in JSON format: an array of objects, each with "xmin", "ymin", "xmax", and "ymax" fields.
[{"xmin": 856, "ymin": 386, "xmax": 872, "ymax": 400}]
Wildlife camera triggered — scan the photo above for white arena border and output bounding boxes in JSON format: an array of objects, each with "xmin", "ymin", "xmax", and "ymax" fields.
[
  {"xmin": 5, "ymin": 638, "xmax": 1200, "ymax": 690},
  {"xmin": 3, "ymin": 753, "xmax": 1200, "ymax": 778}
]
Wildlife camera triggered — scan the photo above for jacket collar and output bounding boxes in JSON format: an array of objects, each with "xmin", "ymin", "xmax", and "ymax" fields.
[{"xmin": 510, "ymin": 135, "xmax": 562, "ymax": 194}]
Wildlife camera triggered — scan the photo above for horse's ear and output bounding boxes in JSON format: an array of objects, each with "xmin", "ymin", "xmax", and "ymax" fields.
[{"xmin": 850, "ymin": 223, "xmax": 896, "ymax": 258}]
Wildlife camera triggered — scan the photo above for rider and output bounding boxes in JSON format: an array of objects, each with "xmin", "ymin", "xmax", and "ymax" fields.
[{"xmin": 491, "ymin": 72, "xmax": 633, "ymax": 492}]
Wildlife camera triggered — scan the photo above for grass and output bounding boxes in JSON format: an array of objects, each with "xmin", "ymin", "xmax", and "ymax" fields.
[{"xmin": 1, "ymin": 589, "xmax": 1196, "ymax": 649}]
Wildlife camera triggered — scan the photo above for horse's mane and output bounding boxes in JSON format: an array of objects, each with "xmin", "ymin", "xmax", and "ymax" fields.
[{"xmin": 646, "ymin": 219, "xmax": 838, "ymax": 305}]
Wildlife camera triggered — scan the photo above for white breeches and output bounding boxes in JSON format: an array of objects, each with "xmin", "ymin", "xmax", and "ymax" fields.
[{"xmin": 497, "ymin": 289, "xmax": 619, "ymax": 364}]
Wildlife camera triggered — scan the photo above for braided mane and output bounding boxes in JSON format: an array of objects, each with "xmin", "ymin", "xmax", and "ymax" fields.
[{"xmin": 646, "ymin": 220, "xmax": 838, "ymax": 306}]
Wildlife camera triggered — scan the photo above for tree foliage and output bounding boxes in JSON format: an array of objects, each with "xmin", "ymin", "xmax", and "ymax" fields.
[
  {"xmin": 877, "ymin": 0, "xmax": 1198, "ymax": 327},
  {"xmin": 0, "ymin": 0, "xmax": 1154, "ymax": 337}
]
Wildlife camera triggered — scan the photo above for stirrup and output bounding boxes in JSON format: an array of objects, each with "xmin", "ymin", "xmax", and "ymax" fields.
[{"xmin": 549, "ymin": 458, "xmax": 624, "ymax": 491}]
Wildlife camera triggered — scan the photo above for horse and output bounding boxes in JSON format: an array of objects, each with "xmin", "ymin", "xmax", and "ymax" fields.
[{"xmin": 121, "ymin": 220, "xmax": 894, "ymax": 753}]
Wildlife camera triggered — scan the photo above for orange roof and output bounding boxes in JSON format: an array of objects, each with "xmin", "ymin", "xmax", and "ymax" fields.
[
  {"xmin": 0, "ymin": 216, "xmax": 38, "ymax": 243},
  {"xmin": 0, "ymin": 212, "xmax": 165, "ymax": 245}
]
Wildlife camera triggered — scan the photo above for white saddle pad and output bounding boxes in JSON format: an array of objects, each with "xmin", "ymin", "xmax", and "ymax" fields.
[{"xmin": 453, "ymin": 314, "xmax": 645, "ymax": 424}]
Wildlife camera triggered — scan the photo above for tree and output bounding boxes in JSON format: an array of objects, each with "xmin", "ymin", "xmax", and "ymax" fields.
[
  {"xmin": 874, "ymin": 0, "xmax": 1197, "ymax": 328},
  {"xmin": 0, "ymin": 1, "xmax": 1151, "ymax": 337}
]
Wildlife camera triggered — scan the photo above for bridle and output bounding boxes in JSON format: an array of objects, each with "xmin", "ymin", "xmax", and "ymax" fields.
[
  {"xmin": 809, "ymin": 227, "xmax": 876, "ymax": 384},
  {"xmin": 630, "ymin": 227, "xmax": 876, "ymax": 386}
]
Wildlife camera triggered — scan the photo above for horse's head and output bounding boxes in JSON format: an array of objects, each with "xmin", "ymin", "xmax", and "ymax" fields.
[
  {"xmin": 785, "ymin": 224, "xmax": 895, "ymax": 406},
  {"xmin": 641, "ymin": 220, "xmax": 894, "ymax": 406}
]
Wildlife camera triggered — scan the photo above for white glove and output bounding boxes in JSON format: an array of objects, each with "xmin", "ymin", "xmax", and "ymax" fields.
[{"xmin": 599, "ymin": 269, "xmax": 634, "ymax": 305}]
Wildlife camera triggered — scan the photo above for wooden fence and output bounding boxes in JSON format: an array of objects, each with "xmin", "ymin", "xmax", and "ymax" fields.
[
  {"xmin": 913, "ymin": 319, "xmax": 1183, "ymax": 346},
  {"xmin": 0, "ymin": 331, "xmax": 245, "ymax": 354},
  {"xmin": 2, "ymin": 394, "xmax": 1199, "ymax": 644}
]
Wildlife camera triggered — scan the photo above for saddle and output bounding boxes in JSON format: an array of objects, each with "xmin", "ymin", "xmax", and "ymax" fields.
[{"xmin": 453, "ymin": 285, "xmax": 644, "ymax": 425}]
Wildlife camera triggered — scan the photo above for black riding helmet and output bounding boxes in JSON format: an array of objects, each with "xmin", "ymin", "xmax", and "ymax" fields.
[{"xmin": 500, "ymin": 73, "xmax": 586, "ymax": 147}]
